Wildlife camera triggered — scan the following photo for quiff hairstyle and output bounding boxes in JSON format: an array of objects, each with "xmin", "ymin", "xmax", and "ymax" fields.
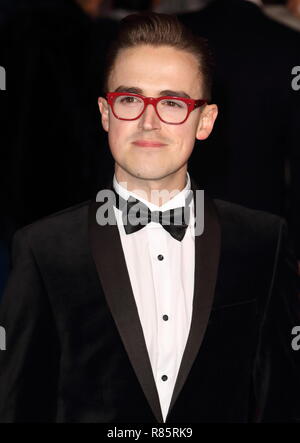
[{"xmin": 102, "ymin": 12, "xmax": 214, "ymax": 102}]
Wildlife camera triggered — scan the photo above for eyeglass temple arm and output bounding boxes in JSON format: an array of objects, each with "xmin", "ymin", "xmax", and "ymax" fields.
[{"xmin": 194, "ymin": 100, "xmax": 207, "ymax": 109}]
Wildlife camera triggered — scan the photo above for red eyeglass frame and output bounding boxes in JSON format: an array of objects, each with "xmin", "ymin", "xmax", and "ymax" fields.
[{"xmin": 106, "ymin": 92, "xmax": 207, "ymax": 125}]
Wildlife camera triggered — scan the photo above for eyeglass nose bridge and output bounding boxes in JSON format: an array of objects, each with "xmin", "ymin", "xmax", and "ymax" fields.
[{"xmin": 140, "ymin": 96, "xmax": 163, "ymax": 121}]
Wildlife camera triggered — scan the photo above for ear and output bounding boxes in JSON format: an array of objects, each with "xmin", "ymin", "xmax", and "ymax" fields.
[
  {"xmin": 196, "ymin": 104, "xmax": 218, "ymax": 140},
  {"xmin": 98, "ymin": 97, "xmax": 110, "ymax": 132}
]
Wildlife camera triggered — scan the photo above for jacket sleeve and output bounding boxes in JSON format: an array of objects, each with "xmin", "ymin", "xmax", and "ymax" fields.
[
  {"xmin": 0, "ymin": 227, "xmax": 60, "ymax": 422},
  {"xmin": 252, "ymin": 220, "xmax": 300, "ymax": 423}
]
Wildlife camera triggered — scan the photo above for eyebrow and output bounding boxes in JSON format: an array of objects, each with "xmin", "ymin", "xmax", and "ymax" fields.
[{"xmin": 114, "ymin": 86, "xmax": 191, "ymax": 99}]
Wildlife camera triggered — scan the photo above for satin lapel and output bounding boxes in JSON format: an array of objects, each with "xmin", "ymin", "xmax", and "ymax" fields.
[
  {"xmin": 88, "ymin": 181, "xmax": 163, "ymax": 423},
  {"xmin": 167, "ymin": 179, "xmax": 221, "ymax": 418}
]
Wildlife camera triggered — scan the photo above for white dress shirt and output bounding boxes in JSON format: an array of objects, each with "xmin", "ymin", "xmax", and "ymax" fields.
[{"xmin": 113, "ymin": 173, "xmax": 195, "ymax": 422}]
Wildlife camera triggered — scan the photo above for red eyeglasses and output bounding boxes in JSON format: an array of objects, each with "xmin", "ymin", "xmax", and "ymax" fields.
[{"xmin": 106, "ymin": 92, "xmax": 207, "ymax": 125}]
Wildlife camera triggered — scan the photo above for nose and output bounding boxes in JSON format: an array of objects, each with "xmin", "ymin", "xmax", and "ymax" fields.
[{"xmin": 138, "ymin": 103, "xmax": 161, "ymax": 131}]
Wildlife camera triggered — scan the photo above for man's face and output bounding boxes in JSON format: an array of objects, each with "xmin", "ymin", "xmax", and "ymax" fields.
[{"xmin": 98, "ymin": 44, "xmax": 217, "ymax": 182}]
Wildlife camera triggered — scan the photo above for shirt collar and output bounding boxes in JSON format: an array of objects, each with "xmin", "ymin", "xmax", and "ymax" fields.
[{"xmin": 113, "ymin": 172, "xmax": 193, "ymax": 212}]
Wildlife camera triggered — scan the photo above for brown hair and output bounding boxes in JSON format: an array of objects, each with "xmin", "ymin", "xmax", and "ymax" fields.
[{"xmin": 102, "ymin": 12, "xmax": 214, "ymax": 101}]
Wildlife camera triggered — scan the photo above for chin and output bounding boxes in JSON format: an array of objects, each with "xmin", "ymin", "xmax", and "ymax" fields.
[
  {"xmin": 117, "ymin": 159, "xmax": 180, "ymax": 182},
  {"xmin": 131, "ymin": 168, "xmax": 176, "ymax": 181}
]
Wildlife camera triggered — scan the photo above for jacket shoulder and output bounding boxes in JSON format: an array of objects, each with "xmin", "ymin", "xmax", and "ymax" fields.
[
  {"xmin": 212, "ymin": 199, "xmax": 284, "ymax": 251},
  {"xmin": 213, "ymin": 198, "xmax": 283, "ymax": 225},
  {"xmin": 12, "ymin": 200, "xmax": 91, "ymax": 250}
]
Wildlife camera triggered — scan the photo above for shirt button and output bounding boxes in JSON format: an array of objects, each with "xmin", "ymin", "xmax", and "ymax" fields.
[
  {"xmin": 162, "ymin": 315, "xmax": 169, "ymax": 321},
  {"xmin": 157, "ymin": 254, "xmax": 164, "ymax": 261},
  {"xmin": 161, "ymin": 375, "xmax": 168, "ymax": 381}
]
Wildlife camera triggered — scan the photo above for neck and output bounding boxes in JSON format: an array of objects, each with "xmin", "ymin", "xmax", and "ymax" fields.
[{"xmin": 115, "ymin": 165, "xmax": 188, "ymax": 207}]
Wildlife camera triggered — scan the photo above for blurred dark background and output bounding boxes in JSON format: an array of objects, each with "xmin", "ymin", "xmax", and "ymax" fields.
[{"xmin": 1, "ymin": 0, "xmax": 300, "ymax": 297}]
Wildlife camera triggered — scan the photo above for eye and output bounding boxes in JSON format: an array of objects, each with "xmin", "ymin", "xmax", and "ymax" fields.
[
  {"xmin": 161, "ymin": 99, "xmax": 184, "ymax": 108},
  {"xmin": 119, "ymin": 95, "xmax": 140, "ymax": 104}
]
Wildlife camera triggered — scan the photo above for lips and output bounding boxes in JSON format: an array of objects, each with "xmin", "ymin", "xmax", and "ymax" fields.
[{"xmin": 132, "ymin": 140, "xmax": 167, "ymax": 147}]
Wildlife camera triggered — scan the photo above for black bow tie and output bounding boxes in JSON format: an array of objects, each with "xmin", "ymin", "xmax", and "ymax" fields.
[{"xmin": 114, "ymin": 190, "xmax": 193, "ymax": 242}]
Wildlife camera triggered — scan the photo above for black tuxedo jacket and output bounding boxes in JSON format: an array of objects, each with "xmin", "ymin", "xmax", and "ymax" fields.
[
  {"xmin": 0, "ymin": 179, "xmax": 299, "ymax": 423},
  {"xmin": 179, "ymin": 0, "xmax": 300, "ymax": 258}
]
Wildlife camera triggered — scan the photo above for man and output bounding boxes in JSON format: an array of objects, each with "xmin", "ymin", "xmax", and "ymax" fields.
[{"xmin": 0, "ymin": 13, "xmax": 299, "ymax": 423}]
